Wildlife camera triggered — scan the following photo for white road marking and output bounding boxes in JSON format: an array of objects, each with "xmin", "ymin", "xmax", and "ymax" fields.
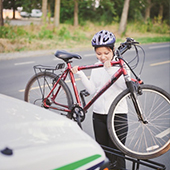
[
  {"xmin": 84, "ymin": 53, "xmax": 96, "ymax": 57},
  {"xmin": 53, "ymin": 58, "xmax": 60, "ymax": 61},
  {"xmin": 150, "ymin": 60, "xmax": 170, "ymax": 66},
  {"xmin": 14, "ymin": 61, "xmax": 35, "ymax": 66},
  {"xmin": 155, "ymin": 128, "xmax": 170, "ymax": 138}
]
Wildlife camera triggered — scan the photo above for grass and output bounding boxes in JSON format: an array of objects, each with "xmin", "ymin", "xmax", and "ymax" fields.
[
  {"xmin": 0, "ymin": 21, "xmax": 169, "ymax": 53},
  {"xmin": 132, "ymin": 36, "xmax": 170, "ymax": 44}
]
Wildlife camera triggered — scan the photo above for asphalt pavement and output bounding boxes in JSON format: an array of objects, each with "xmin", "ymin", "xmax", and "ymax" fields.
[
  {"xmin": 0, "ymin": 45, "xmax": 92, "ymax": 61},
  {"xmin": 0, "ymin": 48, "xmax": 56, "ymax": 60},
  {"xmin": 0, "ymin": 42, "xmax": 169, "ymax": 170}
]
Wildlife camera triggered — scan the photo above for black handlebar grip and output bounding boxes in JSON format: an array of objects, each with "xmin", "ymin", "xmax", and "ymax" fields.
[{"xmin": 116, "ymin": 38, "xmax": 139, "ymax": 56}]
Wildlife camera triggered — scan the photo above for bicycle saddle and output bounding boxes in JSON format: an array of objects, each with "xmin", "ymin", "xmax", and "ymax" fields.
[{"xmin": 55, "ymin": 50, "xmax": 82, "ymax": 62}]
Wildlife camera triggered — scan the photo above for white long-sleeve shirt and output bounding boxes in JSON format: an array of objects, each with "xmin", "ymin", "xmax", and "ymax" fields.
[{"xmin": 76, "ymin": 61, "xmax": 128, "ymax": 115}]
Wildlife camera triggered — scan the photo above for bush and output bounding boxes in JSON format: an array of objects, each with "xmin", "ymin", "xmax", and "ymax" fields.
[
  {"xmin": 73, "ymin": 30, "xmax": 87, "ymax": 41},
  {"xmin": 128, "ymin": 20, "xmax": 169, "ymax": 34},
  {"xmin": 38, "ymin": 27, "xmax": 54, "ymax": 39},
  {"xmin": 0, "ymin": 21, "xmax": 169, "ymax": 53},
  {"xmin": 0, "ymin": 26, "xmax": 15, "ymax": 39},
  {"xmin": 58, "ymin": 26, "xmax": 71, "ymax": 40},
  {"xmin": 134, "ymin": 36, "xmax": 170, "ymax": 44},
  {"xmin": 0, "ymin": 26, "xmax": 29, "ymax": 39}
]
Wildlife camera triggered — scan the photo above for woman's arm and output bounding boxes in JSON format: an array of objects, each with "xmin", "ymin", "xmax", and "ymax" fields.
[{"xmin": 71, "ymin": 66, "xmax": 96, "ymax": 95}]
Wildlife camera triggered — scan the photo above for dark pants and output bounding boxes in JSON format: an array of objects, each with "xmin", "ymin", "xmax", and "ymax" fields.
[{"xmin": 93, "ymin": 112, "xmax": 128, "ymax": 169}]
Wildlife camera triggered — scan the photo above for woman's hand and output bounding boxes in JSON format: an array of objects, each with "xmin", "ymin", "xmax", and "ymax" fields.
[
  {"xmin": 71, "ymin": 66, "xmax": 79, "ymax": 74},
  {"xmin": 104, "ymin": 60, "xmax": 112, "ymax": 68}
]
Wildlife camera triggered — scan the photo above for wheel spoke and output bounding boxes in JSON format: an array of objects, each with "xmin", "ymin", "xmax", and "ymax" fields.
[{"xmin": 107, "ymin": 85, "xmax": 170, "ymax": 159}]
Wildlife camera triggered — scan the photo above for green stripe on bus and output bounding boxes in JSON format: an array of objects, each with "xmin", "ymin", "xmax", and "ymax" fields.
[{"xmin": 55, "ymin": 154, "xmax": 101, "ymax": 170}]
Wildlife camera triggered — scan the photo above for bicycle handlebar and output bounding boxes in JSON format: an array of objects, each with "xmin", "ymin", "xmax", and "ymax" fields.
[
  {"xmin": 77, "ymin": 38, "xmax": 139, "ymax": 70},
  {"xmin": 77, "ymin": 38, "xmax": 142, "ymax": 78},
  {"xmin": 116, "ymin": 38, "xmax": 139, "ymax": 56}
]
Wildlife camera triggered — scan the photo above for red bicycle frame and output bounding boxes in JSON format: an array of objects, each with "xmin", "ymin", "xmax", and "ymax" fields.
[
  {"xmin": 77, "ymin": 59, "xmax": 128, "ymax": 112},
  {"xmin": 43, "ymin": 58, "xmax": 129, "ymax": 113}
]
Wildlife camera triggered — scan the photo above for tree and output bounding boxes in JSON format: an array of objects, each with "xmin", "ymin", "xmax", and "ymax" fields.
[
  {"xmin": 97, "ymin": 0, "xmax": 116, "ymax": 24},
  {"xmin": 143, "ymin": 0, "xmax": 169, "ymax": 22},
  {"xmin": 54, "ymin": 0, "xmax": 60, "ymax": 27},
  {"xmin": 78, "ymin": 0, "xmax": 116, "ymax": 24},
  {"xmin": 74, "ymin": 0, "xmax": 78, "ymax": 26},
  {"xmin": 144, "ymin": 0, "xmax": 152, "ymax": 21},
  {"xmin": 12, "ymin": 0, "xmax": 16, "ymax": 19},
  {"xmin": 118, "ymin": 0, "xmax": 130, "ymax": 35},
  {"xmin": 158, "ymin": 4, "xmax": 163, "ymax": 19},
  {"xmin": 42, "ymin": 0, "xmax": 47, "ymax": 22},
  {"xmin": 151, "ymin": 0, "xmax": 169, "ymax": 22},
  {"xmin": 60, "ymin": 0, "xmax": 74, "ymax": 24},
  {"xmin": 0, "ymin": 0, "xmax": 3, "ymax": 26}
]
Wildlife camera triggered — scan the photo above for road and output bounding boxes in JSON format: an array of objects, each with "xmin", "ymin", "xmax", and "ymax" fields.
[
  {"xmin": 0, "ymin": 42, "xmax": 169, "ymax": 169},
  {"xmin": 5, "ymin": 18, "xmax": 42, "ymax": 26}
]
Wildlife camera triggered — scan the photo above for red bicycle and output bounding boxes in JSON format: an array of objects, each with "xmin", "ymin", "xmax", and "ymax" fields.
[{"xmin": 25, "ymin": 38, "xmax": 170, "ymax": 160}]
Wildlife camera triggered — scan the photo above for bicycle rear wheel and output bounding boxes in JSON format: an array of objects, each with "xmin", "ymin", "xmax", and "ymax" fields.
[
  {"xmin": 24, "ymin": 72, "xmax": 74, "ymax": 119},
  {"xmin": 107, "ymin": 84, "xmax": 170, "ymax": 159}
]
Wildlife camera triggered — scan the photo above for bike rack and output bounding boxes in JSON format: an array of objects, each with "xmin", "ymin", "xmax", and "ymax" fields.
[
  {"xmin": 80, "ymin": 90, "xmax": 166, "ymax": 170},
  {"xmin": 101, "ymin": 145, "xmax": 166, "ymax": 170}
]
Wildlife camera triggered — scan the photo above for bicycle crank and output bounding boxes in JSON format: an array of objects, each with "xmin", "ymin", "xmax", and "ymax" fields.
[
  {"xmin": 71, "ymin": 105, "xmax": 85, "ymax": 128},
  {"xmin": 43, "ymin": 98, "xmax": 51, "ymax": 109}
]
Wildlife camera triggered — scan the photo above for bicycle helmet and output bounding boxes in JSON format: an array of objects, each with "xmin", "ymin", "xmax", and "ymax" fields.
[{"xmin": 91, "ymin": 30, "xmax": 116, "ymax": 48}]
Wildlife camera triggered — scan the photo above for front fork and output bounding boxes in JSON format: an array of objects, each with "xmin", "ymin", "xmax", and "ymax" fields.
[{"xmin": 126, "ymin": 81, "xmax": 148, "ymax": 124}]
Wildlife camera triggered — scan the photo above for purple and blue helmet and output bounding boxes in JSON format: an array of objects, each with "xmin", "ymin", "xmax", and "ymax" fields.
[{"xmin": 91, "ymin": 30, "xmax": 116, "ymax": 48}]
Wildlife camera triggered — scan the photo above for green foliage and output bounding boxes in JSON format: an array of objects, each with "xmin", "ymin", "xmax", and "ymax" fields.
[
  {"xmin": 1, "ymin": 20, "xmax": 169, "ymax": 41},
  {"xmin": 3, "ymin": 0, "xmax": 42, "ymax": 12},
  {"xmin": 135, "ymin": 36, "xmax": 170, "ymax": 44},
  {"xmin": 2, "ymin": 0, "xmax": 170, "ymax": 24},
  {"xmin": 129, "ymin": 19, "xmax": 169, "ymax": 34},
  {"xmin": 112, "ymin": 16, "xmax": 120, "ymax": 23},
  {"xmin": 146, "ymin": 18, "xmax": 153, "ymax": 32},
  {"xmin": 128, "ymin": 0, "xmax": 145, "ymax": 22},
  {"xmin": 78, "ymin": 0, "xmax": 116, "ymax": 24},
  {"xmin": 60, "ymin": 0, "xmax": 74, "ymax": 23},
  {"xmin": 0, "ymin": 20, "xmax": 169, "ymax": 53},
  {"xmin": 3, "ymin": 0, "xmax": 169, "ymax": 25},
  {"xmin": 58, "ymin": 26, "xmax": 71, "ymax": 40},
  {"xmin": 73, "ymin": 30, "xmax": 87, "ymax": 41},
  {"xmin": 0, "ymin": 26, "xmax": 14, "ymax": 38},
  {"xmin": 38, "ymin": 26, "xmax": 54, "ymax": 39},
  {"xmin": 0, "ymin": 26, "xmax": 27, "ymax": 39},
  {"xmin": 16, "ymin": 27, "xmax": 28, "ymax": 36}
]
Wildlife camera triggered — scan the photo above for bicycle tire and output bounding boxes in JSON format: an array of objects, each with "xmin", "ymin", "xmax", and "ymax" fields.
[
  {"xmin": 24, "ymin": 72, "xmax": 74, "ymax": 119},
  {"xmin": 107, "ymin": 84, "xmax": 170, "ymax": 159}
]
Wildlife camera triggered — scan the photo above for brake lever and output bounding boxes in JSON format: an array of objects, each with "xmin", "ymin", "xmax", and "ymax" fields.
[
  {"xmin": 126, "ymin": 37, "xmax": 139, "ymax": 45},
  {"xmin": 117, "ymin": 38, "xmax": 139, "ymax": 56}
]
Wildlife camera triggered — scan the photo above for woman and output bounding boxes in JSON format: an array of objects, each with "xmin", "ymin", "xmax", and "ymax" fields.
[{"xmin": 71, "ymin": 30, "xmax": 128, "ymax": 169}]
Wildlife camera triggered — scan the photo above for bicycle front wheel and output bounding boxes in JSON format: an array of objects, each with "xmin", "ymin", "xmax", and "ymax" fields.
[
  {"xmin": 24, "ymin": 72, "xmax": 74, "ymax": 119},
  {"xmin": 107, "ymin": 84, "xmax": 170, "ymax": 159}
]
